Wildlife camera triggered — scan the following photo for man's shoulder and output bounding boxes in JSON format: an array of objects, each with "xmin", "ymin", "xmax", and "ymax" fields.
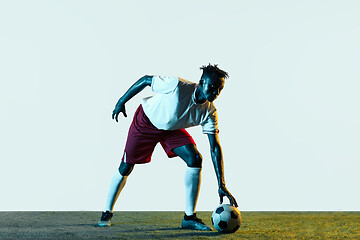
[
  {"xmin": 151, "ymin": 76, "xmax": 179, "ymax": 94},
  {"xmin": 178, "ymin": 77, "xmax": 196, "ymax": 85}
]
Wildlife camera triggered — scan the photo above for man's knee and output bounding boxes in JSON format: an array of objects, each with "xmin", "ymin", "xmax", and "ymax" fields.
[
  {"xmin": 186, "ymin": 153, "xmax": 202, "ymax": 168},
  {"xmin": 119, "ymin": 162, "xmax": 134, "ymax": 176}
]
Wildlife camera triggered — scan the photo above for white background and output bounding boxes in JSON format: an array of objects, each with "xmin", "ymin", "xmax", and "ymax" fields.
[{"xmin": 1, "ymin": 0, "xmax": 359, "ymax": 211}]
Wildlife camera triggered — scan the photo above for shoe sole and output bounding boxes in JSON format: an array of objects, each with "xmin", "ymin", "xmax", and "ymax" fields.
[
  {"xmin": 181, "ymin": 220, "xmax": 212, "ymax": 231},
  {"xmin": 97, "ymin": 221, "xmax": 111, "ymax": 227}
]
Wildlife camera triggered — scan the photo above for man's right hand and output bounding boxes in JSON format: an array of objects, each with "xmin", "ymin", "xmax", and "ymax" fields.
[
  {"xmin": 111, "ymin": 76, "xmax": 152, "ymax": 122},
  {"xmin": 112, "ymin": 103, "xmax": 127, "ymax": 122}
]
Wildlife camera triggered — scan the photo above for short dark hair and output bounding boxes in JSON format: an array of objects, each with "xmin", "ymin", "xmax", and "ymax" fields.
[{"xmin": 200, "ymin": 64, "xmax": 229, "ymax": 81}]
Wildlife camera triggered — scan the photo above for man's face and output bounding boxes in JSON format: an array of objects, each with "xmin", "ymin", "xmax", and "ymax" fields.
[{"xmin": 200, "ymin": 75, "xmax": 225, "ymax": 102}]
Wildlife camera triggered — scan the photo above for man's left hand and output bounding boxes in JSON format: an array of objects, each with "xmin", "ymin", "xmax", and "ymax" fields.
[{"xmin": 218, "ymin": 185, "xmax": 238, "ymax": 207}]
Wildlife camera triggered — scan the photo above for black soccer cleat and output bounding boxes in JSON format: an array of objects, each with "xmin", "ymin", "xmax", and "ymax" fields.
[
  {"xmin": 97, "ymin": 211, "xmax": 113, "ymax": 227},
  {"xmin": 181, "ymin": 213, "xmax": 212, "ymax": 231}
]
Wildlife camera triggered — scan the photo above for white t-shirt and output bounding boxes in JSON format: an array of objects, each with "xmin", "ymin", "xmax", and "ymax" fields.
[{"xmin": 141, "ymin": 76, "xmax": 219, "ymax": 134}]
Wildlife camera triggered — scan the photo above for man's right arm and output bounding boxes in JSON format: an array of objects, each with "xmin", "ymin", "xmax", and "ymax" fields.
[{"xmin": 112, "ymin": 75, "xmax": 153, "ymax": 122}]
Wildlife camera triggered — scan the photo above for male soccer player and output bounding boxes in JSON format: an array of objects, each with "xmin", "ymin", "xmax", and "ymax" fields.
[{"xmin": 98, "ymin": 64, "xmax": 238, "ymax": 231}]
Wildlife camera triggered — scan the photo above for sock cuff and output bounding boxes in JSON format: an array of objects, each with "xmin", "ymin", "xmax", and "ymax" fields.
[
  {"xmin": 186, "ymin": 167, "xmax": 201, "ymax": 174},
  {"xmin": 184, "ymin": 213, "xmax": 197, "ymax": 220}
]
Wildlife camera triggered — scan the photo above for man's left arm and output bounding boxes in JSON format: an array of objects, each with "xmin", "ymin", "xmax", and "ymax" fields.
[{"xmin": 207, "ymin": 133, "xmax": 238, "ymax": 207}]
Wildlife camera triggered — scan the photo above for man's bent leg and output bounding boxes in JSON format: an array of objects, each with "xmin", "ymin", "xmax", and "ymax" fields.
[
  {"xmin": 173, "ymin": 144, "xmax": 202, "ymax": 215},
  {"xmin": 172, "ymin": 144, "xmax": 202, "ymax": 168},
  {"xmin": 172, "ymin": 144, "xmax": 212, "ymax": 231}
]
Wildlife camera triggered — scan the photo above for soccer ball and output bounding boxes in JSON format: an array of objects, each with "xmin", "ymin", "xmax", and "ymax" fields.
[{"xmin": 211, "ymin": 204, "xmax": 241, "ymax": 233}]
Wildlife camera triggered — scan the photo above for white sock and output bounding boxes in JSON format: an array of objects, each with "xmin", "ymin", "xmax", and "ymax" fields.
[
  {"xmin": 105, "ymin": 170, "xmax": 128, "ymax": 213},
  {"xmin": 184, "ymin": 167, "xmax": 202, "ymax": 216}
]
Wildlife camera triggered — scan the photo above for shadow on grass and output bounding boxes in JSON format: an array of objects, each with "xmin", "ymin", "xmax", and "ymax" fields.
[
  {"xmin": 157, "ymin": 228, "xmax": 221, "ymax": 238},
  {"xmin": 107, "ymin": 225, "xmax": 223, "ymax": 238}
]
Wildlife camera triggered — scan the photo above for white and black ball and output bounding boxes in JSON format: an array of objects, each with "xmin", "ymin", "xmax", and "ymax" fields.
[{"xmin": 211, "ymin": 204, "xmax": 241, "ymax": 233}]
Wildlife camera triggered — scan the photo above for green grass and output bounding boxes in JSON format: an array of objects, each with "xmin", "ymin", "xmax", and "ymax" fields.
[
  {"xmin": 238, "ymin": 211, "xmax": 360, "ymax": 239},
  {"xmin": 111, "ymin": 211, "xmax": 360, "ymax": 239},
  {"xmin": 1, "ymin": 211, "xmax": 359, "ymax": 239}
]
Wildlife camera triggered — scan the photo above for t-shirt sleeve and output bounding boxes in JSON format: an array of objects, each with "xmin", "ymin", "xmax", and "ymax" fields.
[
  {"xmin": 151, "ymin": 76, "xmax": 179, "ymax": 94},
  {"xmin": 201, "ymin": 107, "xmax": 220, "ymax": 134}
]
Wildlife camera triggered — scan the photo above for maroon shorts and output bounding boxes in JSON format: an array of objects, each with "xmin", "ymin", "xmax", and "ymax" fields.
[{"xmin": 121, "ymin": 105, "xmax": 196, "ymax": 164}]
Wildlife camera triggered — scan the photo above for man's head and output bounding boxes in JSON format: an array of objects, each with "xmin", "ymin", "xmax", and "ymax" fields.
[{"xmin": 197, "ymin": 64, "xmax": 229, "ymax": 103}]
